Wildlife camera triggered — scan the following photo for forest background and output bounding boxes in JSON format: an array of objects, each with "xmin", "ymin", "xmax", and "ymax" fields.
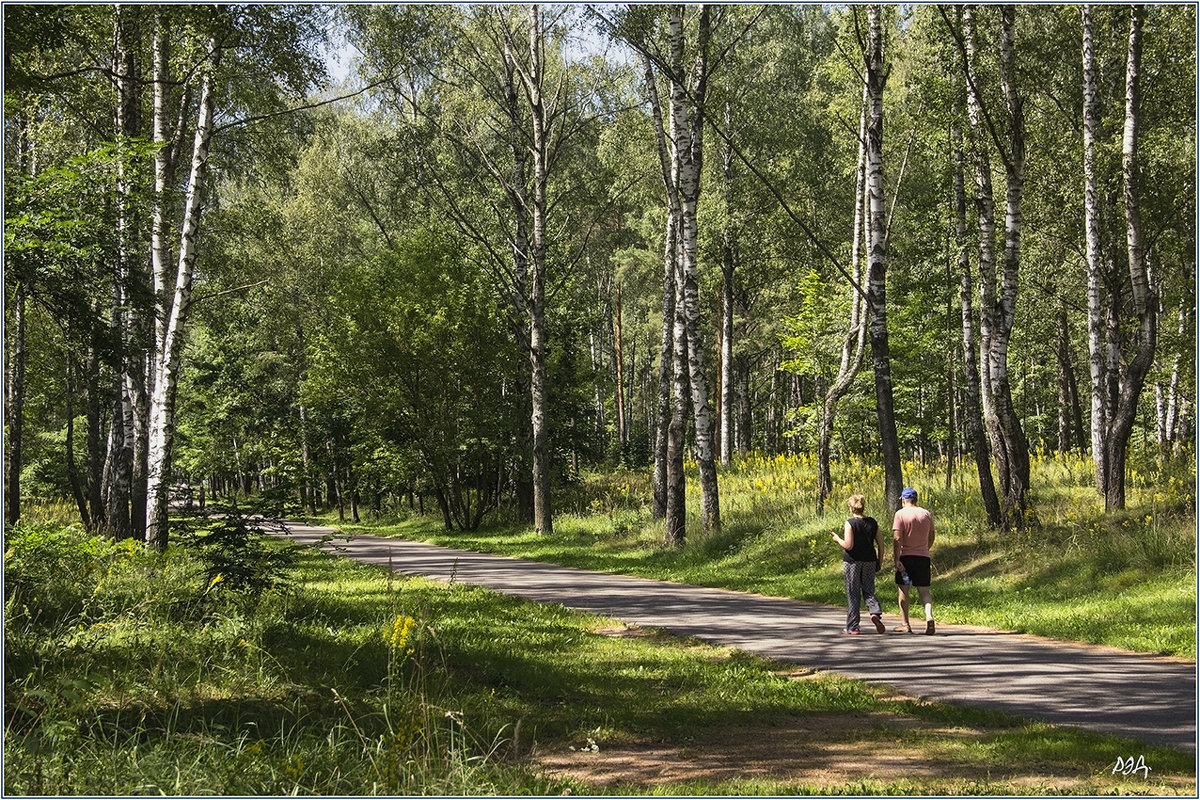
[
  {"xmin": 4, "ymin": 3, "xmax": 1193, "ymax": 545},
  {"xmin": 4, "ymin": 4, "xmax": 1198, "ymax": 795}
]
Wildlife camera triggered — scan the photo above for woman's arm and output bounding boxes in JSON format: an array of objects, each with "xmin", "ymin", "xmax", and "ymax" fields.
[{"xmin": 830, "ymin": 521, "xmax": 854, "ymax": 550}]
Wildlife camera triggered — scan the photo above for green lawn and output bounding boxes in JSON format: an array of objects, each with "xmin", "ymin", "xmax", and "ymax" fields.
[{"xmin": 4, "ymin": 517, "xmax": 1195, "ymax": 795}]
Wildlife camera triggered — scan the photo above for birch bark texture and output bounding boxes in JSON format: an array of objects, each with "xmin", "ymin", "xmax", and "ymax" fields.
[
  {"xmin": 952, "ymin": 121, "xmax": 1002, "ymax": 526},
  {"xmin": 1080, "ymin": 5, "xmax": 1158, "ymax": 511},
  {"xmin": 863, "ymin": 4, "xmax": 904, "ymax": 515},
  {"xmin": 1104, "ymin": 5, "xmax": 1156, "ymax": 511},
  {"xmin": 960, "ymin": 4, "xmax": 1030, "ymax": 530},
  {"xmin": 667, "ymin": 4, "xmax": 721, "ymax": 536},
  {"xmin": 817, "ymin": 85, "xmax": 869, "ymax": 515},
  {"xmin": 145, "ymin": 21, "xmax": 224, "ymax": 552},
  {"xmin": 644, "ymin": 53, "xmax": 683, "ymax": 533}
]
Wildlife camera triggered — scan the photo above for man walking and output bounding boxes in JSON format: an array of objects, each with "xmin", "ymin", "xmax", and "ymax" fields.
[{"xmin": 893, "ymin": 487, "xmax": 935, "ymax": 635}]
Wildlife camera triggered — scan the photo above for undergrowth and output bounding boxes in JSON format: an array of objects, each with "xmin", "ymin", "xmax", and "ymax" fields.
[{"xmin": 4, "ymin": 511, "xmax": 1194, "ymax": 795}]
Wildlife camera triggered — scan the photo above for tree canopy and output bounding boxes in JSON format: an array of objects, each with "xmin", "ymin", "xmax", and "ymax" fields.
[{"xmin": 5, "ymin": 3, "xmax": 1194, "ymax": 539}]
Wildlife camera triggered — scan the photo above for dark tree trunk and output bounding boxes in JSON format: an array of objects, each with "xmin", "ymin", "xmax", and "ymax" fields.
[
  {"xmin": 953, "ymin": 122, "xmax": 1001, "ymax": 526},
  {"xmin": 4, "ymin": 283, "xmax": 28, "ymax": 528},
  {"xmin": 66, "ymin": 358, "xmax": 91, "ymax": 528},
  {"xmin": 653, "ymin": 214, "xmax": 677, "ymax": 520}
]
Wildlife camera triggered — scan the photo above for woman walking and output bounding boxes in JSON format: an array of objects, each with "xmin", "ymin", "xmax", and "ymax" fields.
[{"xmin": 830, "ymin": 494, "xmax": 887, "ymax": 634}]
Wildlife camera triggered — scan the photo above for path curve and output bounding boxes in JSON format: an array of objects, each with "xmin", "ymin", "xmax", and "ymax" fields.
[{"xmin": 274, "ymin": 521, "xmax": 1196, "ymax": 752}]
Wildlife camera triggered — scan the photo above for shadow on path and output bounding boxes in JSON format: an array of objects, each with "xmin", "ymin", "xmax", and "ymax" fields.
[{"xmin": 273, "ymin": 521, "xmax": 1197, "ymax": 752}]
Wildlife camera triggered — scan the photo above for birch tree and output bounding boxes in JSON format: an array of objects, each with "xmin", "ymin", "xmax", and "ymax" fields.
[
  {"xmin": 144, "ymin": 14, "xmax": 224, "ymax": 552},
  {"xmin": 667, "ymin": 4, "xmax": 720, "ymax": 535},
  {"xmin": 952, "ymin": 122, "xmax": 1002, "ymax": 526},
  {"xmin": 955, "ymin": 4, "xmax": 1031, "ymax": 529},
  {"xmin": 863, "ymin": 4, "xmax": 904, "ymax": 515},
  {"xmin": 145, "ymin": 6, "xmax": 327, "ymax": 549},
  {"xmin": 643, "ymin": 53, "xmax": 684, "ymax": 531},
  {"xmin": 1081, "ymin": 2, "xmax": 1108, "ymax": 491},
  {"xmin": 814, "ymin": 88, "xmax": 869, "ymax": 515},
  {"xmin": 1102, "ymin": 5, "xmax": 1156, "ymax": 511}
]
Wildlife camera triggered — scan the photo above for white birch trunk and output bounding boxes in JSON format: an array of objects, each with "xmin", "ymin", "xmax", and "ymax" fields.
[
  {"xmin": 1081, "ymin": 4, "xmax": 1109, "ymax": 494},
  {"xmin": 994, "ymin": 4, "xmax": 1030, "ymax": 525},
  {"xmin": 817, "ymin": 85, "xmax": 869, "ymax": 512},
  {"xmin": 864, "ymin": 4, "xmax": 903, "ymax": 515},
  {"xmin": 719, "ymin": 93, "xmax": 735, "ymax": 468},
  {"xmin": 954, "ymin": 123, "xmax": 1002, "ymax": 525},
  {"xmin": 1104, "ymin": 5, "xmax": 1156, "ymax": 511},
  {"xmin": 668, "ymin": 4, "xmax": 719, "ymax": 534},
  {"xmin": 644, "ymin": 54, "xmax": 680, "ymax": 523},
  {"xmin": 145, "ymin": 32, "xmax": 221, "ymax": 551}
]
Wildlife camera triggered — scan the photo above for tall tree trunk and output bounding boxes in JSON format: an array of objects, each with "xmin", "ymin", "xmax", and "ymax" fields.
[
  {"xmin": 992, "ymin": 4, "xmax": 1031, "ymax": 526},
  {"xmin": 104, "ymin": 361, "xmax": 133, "ymax": 538},
  {"xmin": 864, "ymin": 5, "xmax": 903, "ymax": 515},
  {"xmin": 146, "ymin": 24, "xmax": 222, "ymax": 552},
  {"xmin": 644, "ymin": 52, "xmax": 682, "ymax": 528},
  {"xmin": 1158, "ymin": 302, "xmax": 1188, "ymax": 451},
  {"xmin": 521, "ymin": 5, "xmax": 553, "ymax": 535},
  {"xmin": 654, "ymin": 215, "xmax": 679, "ymax": 521},
  {"xmin": 85, "ymin": 329, "xmax": 106, "ymax": 530},
  {"xmin": 719, "ymin": 92, "xmax": 736, "ymax": 468},
  {"xmin": 1081, "ymin": 4, "xmax": 1111, "ymax": 494},
  {"xmin": 669, "ymin": 4, "xmax": 719, "ymax": 534},
  {"xmin": 1055, "ymin": 307, "xmax": 1085, "ymax": 453},
  {"xmin": 65, "ymin": 357, "xmax": 90, "ymax": 528},
  {"xmin": 818, "ymin": 86, "xmax": 869, "ymax": 514},
  {"xmin": 106, "ymin": 6, "xmax": 141, "ymax": 540},
  {"xmin": 613, "ymin": 281, "xmax": 627, "ymax": 449},
  {"xmin": 1104, "ymin": 5, "xmax": 1156, "ymax": 511},
  {"xmin": 962, "ymin": 4, "xmax": 1027, "ymax": 529},
  {"xmin": 736, "ymin": 364, "xmax": 752, "ymax": 457},
  {"xmin": 666, "ymin": 239, "xmax": 690, "ymax": 545},
  {"xmin": 502, "ymin": 23, "xmax": 536, "ymax": 525},
  {"xmin": 4, "ymin": 282, "xmax": 28, "ymax": 528}
]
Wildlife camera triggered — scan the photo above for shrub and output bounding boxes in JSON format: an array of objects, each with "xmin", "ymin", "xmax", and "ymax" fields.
[{"xmin": 174, "ymin": 511, "xmax": 300, "ymax": 600}]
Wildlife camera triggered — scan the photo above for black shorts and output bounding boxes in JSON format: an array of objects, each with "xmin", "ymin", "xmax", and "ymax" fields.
[{"xmin": 897, "ymin": 555, "xmax": 932, "ymax": 587}]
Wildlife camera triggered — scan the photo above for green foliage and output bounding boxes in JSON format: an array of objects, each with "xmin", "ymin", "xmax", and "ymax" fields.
[
  {"xmin": 5, "ymin": 519, "xmax": 1194, "ymax": 796},
  {"xmin": 3, "ymin": 524, "xmax": 143, "ymax": 631},
  {"xmin": 175, "ymin": 512, "xmax": 300, "ymax": 600}
]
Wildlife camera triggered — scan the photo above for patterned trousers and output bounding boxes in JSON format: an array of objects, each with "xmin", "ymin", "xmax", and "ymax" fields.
[{"xmin": 842, "ymin": 560, "xmax": 883, "ymax": 632}]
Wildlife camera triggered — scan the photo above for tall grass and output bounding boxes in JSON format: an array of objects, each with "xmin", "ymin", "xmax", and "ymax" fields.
[
  {"xmin": 6, "ymin": 512, "xmax": 1195, "ymax": 795},
  {"xmin": 2, "ymin": 519, "xmax": 551, "ymax": 795}
]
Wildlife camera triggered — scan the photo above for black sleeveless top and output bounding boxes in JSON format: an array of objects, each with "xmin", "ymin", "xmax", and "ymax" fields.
[{"xmin": 844, "ymin": 516, "xmax": 879, "ymax": 563}]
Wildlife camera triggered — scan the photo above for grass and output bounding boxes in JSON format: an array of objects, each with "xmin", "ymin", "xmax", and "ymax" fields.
[
  {"xmin": 318, "ymin": 449, "xmax": 1197, "ymax": 659},
  {"xmin": 4, "ymin": 515, "xmax": 1195, "ymax": 795}
]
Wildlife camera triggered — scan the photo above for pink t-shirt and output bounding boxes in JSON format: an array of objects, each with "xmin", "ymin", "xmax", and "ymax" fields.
[{"xmin": 893, "ymin": 505, "xmax": 933, "ymax": 557}]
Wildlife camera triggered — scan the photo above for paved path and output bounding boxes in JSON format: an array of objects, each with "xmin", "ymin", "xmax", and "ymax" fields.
[{"xmin": 275, "ymin": 521, "xmax": 1196, "ymax": 752}]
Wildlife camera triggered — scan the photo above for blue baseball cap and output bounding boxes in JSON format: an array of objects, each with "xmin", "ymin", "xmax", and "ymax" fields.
[{"xmin": 901, "ymin": 487, "xmax": 918, "ymax": 501}]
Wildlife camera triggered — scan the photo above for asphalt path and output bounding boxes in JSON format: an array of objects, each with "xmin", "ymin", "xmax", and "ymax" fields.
[{"xmin": 273, "ymin": 521, "xmax": 1197, "ymax": 752}]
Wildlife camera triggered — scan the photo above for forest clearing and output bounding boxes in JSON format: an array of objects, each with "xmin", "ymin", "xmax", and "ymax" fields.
[{"xmin": 4, "ymin": 3, "xmax": 1196, "ymax": 796}]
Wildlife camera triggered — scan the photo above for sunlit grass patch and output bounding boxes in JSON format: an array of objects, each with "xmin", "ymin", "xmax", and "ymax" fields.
[{"xmin": 7, "ymin": 517, "xmax": 1195, "ymax": 795}]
